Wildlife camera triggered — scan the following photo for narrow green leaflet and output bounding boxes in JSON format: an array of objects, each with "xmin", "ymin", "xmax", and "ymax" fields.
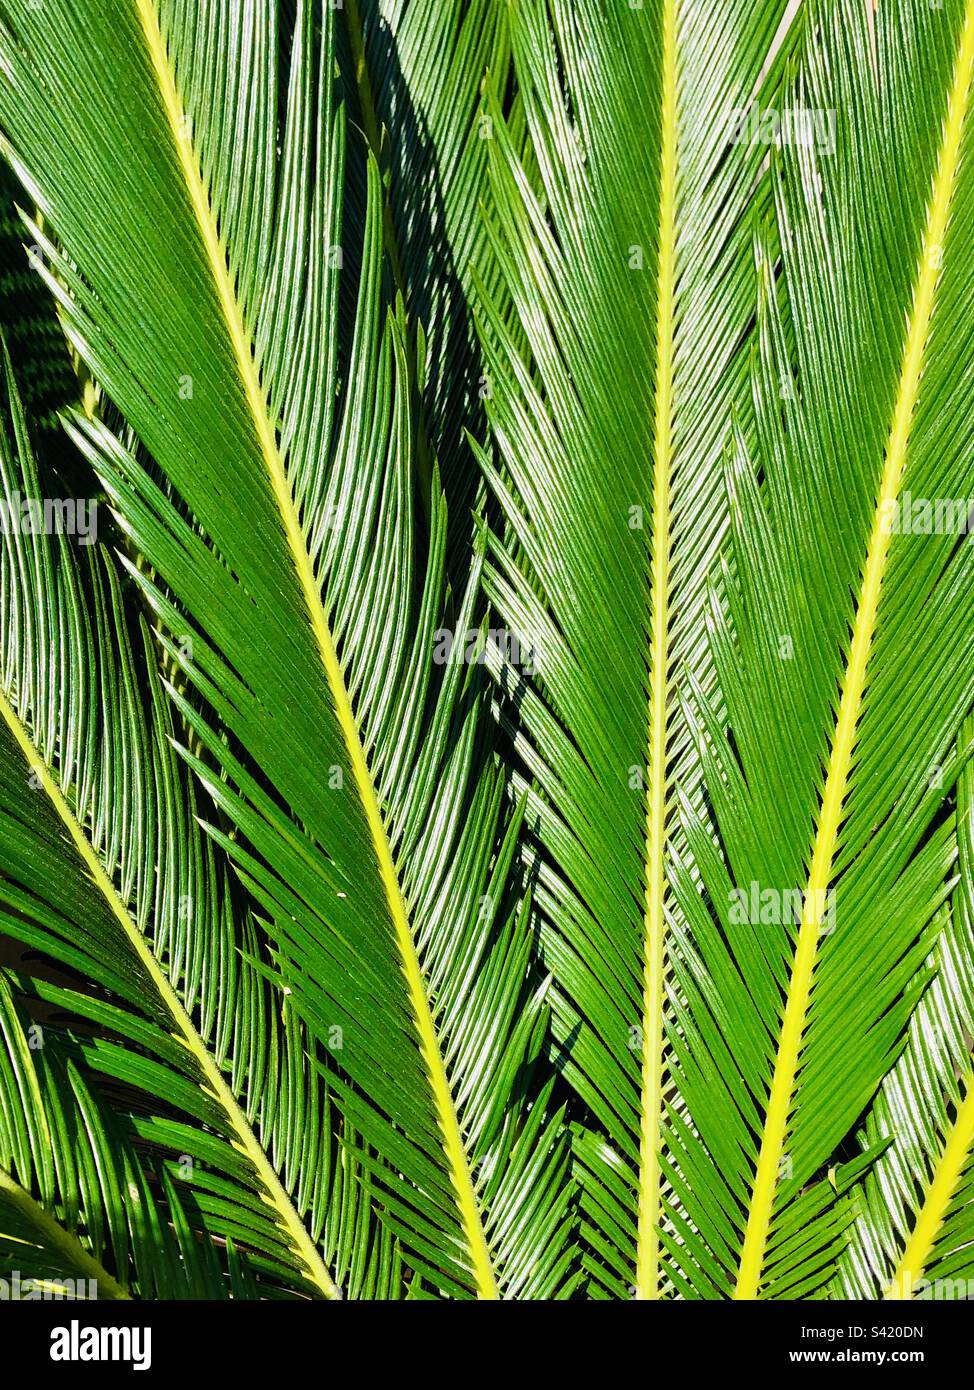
[{"xmin": 1, "ymin": 972, "xmax": 155, "ymax": 1301}]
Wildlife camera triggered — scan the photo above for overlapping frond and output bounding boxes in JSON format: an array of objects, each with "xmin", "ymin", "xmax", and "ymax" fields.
[
  {"xmin": 0, "ymin": 0, "xmax": 574, "ymax": 1299},
  {"xmin": 341, "ymin": 0, "xmax": 511, "ymax": 532},
  {"xmin": 1, "ymin": 0, "xmax": 972, "ymax": 1306},
  {"xmin": 0, "ymin": 335, "xmax": 398, "ymax": 1297},
  {"xmin": 666, "ymin": 0, "xmax": 974, "ymax": 1298},
  {"xmin": 0, "ymin": 164, "xmax": 75, "ymax": 448},
  {"xmin": 0, "ymin": 964, "xmax": 276, "ymax": 1300},
  {"xmin": 836, "ymin": 716, "xmax": 974, "ymax": 1300},
  {"xmin": 470, "ymin": 0, "xmax": 799, "ymax": 1296}
]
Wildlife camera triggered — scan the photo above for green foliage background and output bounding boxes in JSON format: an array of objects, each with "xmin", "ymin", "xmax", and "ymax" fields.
[{"xmin": 0, "ymin": 0, "xmax": 972, "ymax": 1302}]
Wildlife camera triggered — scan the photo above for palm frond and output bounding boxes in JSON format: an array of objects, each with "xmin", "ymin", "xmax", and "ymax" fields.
[
  {"xmin": 1, "ymin": 972, "xmax": 137, "ymax": 1301},
  {"xmin": 0, "ymin": 164, "xmax": 76, "ymax": 449},
  {"xmin": 0, "ymin": 331, "xmax": 396, "ymax": 1297},
  {"xmin": 469, "ymin": 0, "xmax": 800, "ymax": 1296},
  {"xmin": 1, "ymin": 0, "xmax": 972, "ymax": 1307},
  {"xmin": 836, "ymin": 715, "xmax": 974, "ymax": 1300},
  {"xmin": 0, "ymin": 0, "xmax": 575, "ymax": 1299},
  {"xmin": 341, "ymin": 0, "xmax": 511, "ymax": 537},
  {"xmin": 664, "ymin": 0, "xmax": 974, "ymax": 1297}
]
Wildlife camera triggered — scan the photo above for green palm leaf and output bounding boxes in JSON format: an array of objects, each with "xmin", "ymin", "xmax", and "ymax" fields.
[
  {"xmin": 664, "ymin": 0, "xmax": 974, "ymax": 1297},
  {"xmin": 836, "ymin": 717, "xmax": 974, "ymax": 1300},
  {"xmin": 0, "ymin": 164, "xmax": 76, "ymax": 448},
  {"xmin": 1, "ymin": 971, "xmax": 136, "ymax": 1302},
  {"xmin": 470, "ymin": 0, "xmax": 800, "ymax": 1297},
  {"xmin": 0, "ymin": 0, "xmax": 575, "ymax": 1299},
  {"xmin": 0, "ymin": 332, "xmax": 406, "ymax": 1297},
  {"xmin": 342, "ymin": 0, "xmax": 511, "ymax": 535},
  {"xmin": 1, "ymin": 0, "xmax": 972, "ymax": 1307}
]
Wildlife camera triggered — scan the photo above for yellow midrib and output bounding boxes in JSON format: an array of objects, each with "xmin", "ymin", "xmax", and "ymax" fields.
[
  {"xmin": 0, "ymin": 1165, "xmax": 131, "ymax": 1300},
  {"xmin": 734, "ymin": 0, "xmax": 974, "ymax": 1300},
  {"xmin": 884, "ymin": 1080, "xmax": 974, "ymax": 1298},
  {"xmin": 0, "ymin": 687, "xmax": 340, "ymax": 1299},
  {"xmin": 636, "ymin": 0, "xmax": 677, "ymax": 1303},
  {"xmin": 133, "ymin": 1, "xmax": 498, "ymax": 1300}
]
